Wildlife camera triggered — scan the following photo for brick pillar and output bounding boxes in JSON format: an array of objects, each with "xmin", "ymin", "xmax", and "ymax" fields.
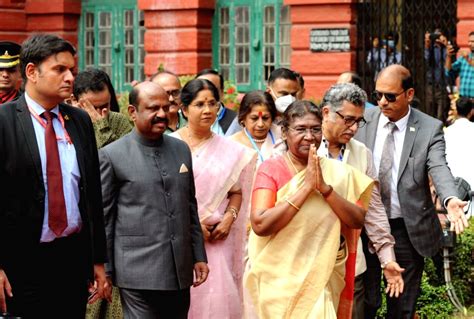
[
  {"xmin": 0, "ymin": 0, "xmax": 27, "ymax": 43},
  {"xmin": 285, "ymin": 0, "xmax": 355, "ymax": 100},
  {"xmin": 24, "ymin": 0, "xmax": 82, "ymax": 47},
  {"xmin": 457, "ymin": 0, "xmax": 474, "ymax": 50},
  {"xmin": 138, "ymin": 0, "xmax": 214, "ymax": 77}
]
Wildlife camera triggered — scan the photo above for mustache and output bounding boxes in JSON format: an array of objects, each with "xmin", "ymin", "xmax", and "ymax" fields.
[{"xmin": 151, "ymin": 116, "xmax": 169, "ymax": 125}]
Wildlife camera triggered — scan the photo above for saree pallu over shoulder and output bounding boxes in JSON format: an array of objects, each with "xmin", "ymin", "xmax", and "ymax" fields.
[
  {"xmin": 244, "ymin": 157, "xmax": 373, "ymax": 319},
  {"xmin": 172, "ymin": 133, "xmax": 256, "ymax": 222}
]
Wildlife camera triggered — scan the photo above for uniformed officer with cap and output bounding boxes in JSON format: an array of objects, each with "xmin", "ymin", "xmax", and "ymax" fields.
[{"xmin": 0, "ymin": 41, "xmax": 21, "ymax": 104}]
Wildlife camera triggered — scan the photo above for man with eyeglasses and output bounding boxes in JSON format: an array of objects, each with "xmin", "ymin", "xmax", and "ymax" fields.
[
  {"xmin": 318, "ymin": 83, "xmax": 403, "ymax": 319},
  {"xmin": 151, "ymin": 70, "xmax": 187, "ymax": 133},
  {"xmin": 355, "ymin": 64, "xmax": 468, "ymax": 319}
]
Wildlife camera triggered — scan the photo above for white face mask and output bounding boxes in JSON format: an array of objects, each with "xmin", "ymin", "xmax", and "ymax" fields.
[
  {"xmin": 275, "ymin": 94, "xmax": 296, "ymax": 113},
  {"xmin": 270, "ymin": 88, "xmax": 296, "ymax": 113}
]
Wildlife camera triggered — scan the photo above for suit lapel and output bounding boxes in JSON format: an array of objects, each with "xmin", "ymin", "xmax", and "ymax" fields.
[
  {"xmin": 397, "ymin": 109, "xmax": 419, "ymax": 182},
  {"xmin": 60, "ymin": 105, "xmax": 87, "ymax": 180},
  {"xmin": 16, "ymin": 96, "xmax": 43, "ymax": 183},
  {"xmin": 365, "ymin": 108, "xmax": 381, "ymax": 151}
]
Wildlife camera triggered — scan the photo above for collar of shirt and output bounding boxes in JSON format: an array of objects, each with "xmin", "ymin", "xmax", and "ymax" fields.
[
  {"xmin": 322, "ymin": 137, "xmax": 345, "ymax": 161},
  {"xmin": 25, "ymin": 92, "xmax": 60, "ymax": 119},
  {"xmin": 378, "ymin": 105, "xmax": 411, "ymax": 133}
]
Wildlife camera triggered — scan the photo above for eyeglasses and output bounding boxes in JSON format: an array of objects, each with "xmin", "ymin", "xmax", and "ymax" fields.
[
  {"xmin": 166, "ymin": 89, "xmax": 181, "ymax": 100},
  {"xmin": 372, "ymin": 90, "xmax": 406, "ymax": 103},
  {"xmin": 334, "ymin": 111, "xmax": 367, "ymax": 128},
  {"xmin": 189, "ymin": 100, "xmax": 219, "ymax": 109},
  {"xmin": 288, "ymin": 126, "xmax": 322, "ymax": 136}
]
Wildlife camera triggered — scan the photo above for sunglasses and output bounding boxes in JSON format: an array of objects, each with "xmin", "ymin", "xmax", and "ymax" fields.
[{"xmin": 372, "ymin": 90, "xmax": 406, "ymax": 102}]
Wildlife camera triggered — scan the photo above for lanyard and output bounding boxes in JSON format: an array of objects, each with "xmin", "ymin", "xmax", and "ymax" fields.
[
  {"xmin": 217, "ymin": 105, "xmax": 226, "ymax": 121},
  {"xmin": 28, "ymin": 105, "xmax": 73, "ymax": 144},
  {"xmin": 244, "ymin": 128, "xmax": 275, "ymax": 162}
]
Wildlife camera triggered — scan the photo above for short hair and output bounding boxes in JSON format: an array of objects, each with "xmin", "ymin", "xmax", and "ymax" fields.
[
  {"xmin": 341, "ymin": 71, "xmax": 362, "ymax": 88},
  {"xmin": 149, "ymin": 69, "xmax": 179, "ymax": 82},
  {"xmin": 456, "ymin": 96, "xmax": 473, "ymax": 117},
  {"xmin": 73, "ymin": 68, "xmax": 119, "ymax": 112},
  {"xmin": 321, "ymin": 83, "xmax": 367, "ymax": 112},
  {"xmin": 129, "ymin": 85, "xmax": 140, "ymax": 109},
  {"xmin": 385, "ymin": 31, "xmax": 399, "ymax": 45},
  {"xmin": 20, "ymin": 33, "xmax": 76, "ymax": 82},
  {"xmin": 267, "ymin": 67, "xmax": 298, "ymax": 86},
  {"xmin": 401, "ymin": 73, "xmax": 414, "ymax": 90},
  {"xmin": 294, "ymin": 71, "xmax": 305, "ymax": 89},
  {"xmin": 195, "ymin": 68, "xmax": 224, "ymax": 91},
  {"xmin": 280, "ymin": 100, "xmax": 322, "ymax": 131},
  {"xmin": 238, "ymin": 91, "xmax": 277, "ymax": 123},
  {"xmin": 180, "ymin": 78, "xmax": 220, "ymax": 108}
]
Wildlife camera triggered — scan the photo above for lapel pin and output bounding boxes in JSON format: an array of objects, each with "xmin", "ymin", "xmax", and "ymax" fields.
[
  {"xmin": 64, "ymin": 115, "xmax": 70, "ymax": 120},
  {"xmin": 410, "ymin": 126, "xmax": 415, "ymax": 132}
]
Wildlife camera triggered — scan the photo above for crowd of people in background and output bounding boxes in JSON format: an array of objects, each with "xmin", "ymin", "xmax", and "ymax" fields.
[{"xmin": 0, "ymin": 30, "xmax": 472, "ymax": 319}]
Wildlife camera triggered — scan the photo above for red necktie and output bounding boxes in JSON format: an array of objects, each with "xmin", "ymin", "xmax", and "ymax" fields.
[{"xmin": 42, "ymin": 111, "xmax": 68, "ymax": 236}]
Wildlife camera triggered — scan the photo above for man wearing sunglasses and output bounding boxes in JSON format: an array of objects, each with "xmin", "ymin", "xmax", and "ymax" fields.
[
  {"xmin": 318, "ymin": 83, "xmax": 404, "ymax": 319},
  {"xmin": 355, "ymin": 64, "xmax": 468, "ymax": 319}
]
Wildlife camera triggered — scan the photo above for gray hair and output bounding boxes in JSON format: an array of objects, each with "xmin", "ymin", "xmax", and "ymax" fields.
[{"xmin": 321, "ymin": 83, "xmax": 367, "ymax": 113}]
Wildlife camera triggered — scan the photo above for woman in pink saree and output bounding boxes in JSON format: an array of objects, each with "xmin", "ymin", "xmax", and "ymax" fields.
[{"xmin": 171, "ymin": 79, "xmax": 255, "ymax": 318}]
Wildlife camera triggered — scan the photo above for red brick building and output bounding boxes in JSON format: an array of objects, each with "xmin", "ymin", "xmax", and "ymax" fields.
[{"xmin": 1, "ymin": 0, "xmax": 473, "ymax": 100}]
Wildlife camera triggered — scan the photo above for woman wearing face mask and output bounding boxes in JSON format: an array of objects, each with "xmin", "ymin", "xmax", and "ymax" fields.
[
  {"xmin": 231, "ymin": 91, "xmax": 279, "ymax": 165},
  {"xmin": 243, "ymin": 101, "xmax": 374, "ymax": 319},
  {"xmin": 171, "ymin": 79, "xmax": 256, "ymax": 319}
]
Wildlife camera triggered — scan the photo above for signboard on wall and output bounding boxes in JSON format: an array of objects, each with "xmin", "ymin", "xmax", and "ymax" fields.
[{"xmin": 310, "ymin": 28, "xmax": 350, "ymax": 52}]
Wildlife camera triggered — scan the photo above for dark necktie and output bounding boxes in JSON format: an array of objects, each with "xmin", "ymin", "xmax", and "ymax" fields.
[
  {"xmin": 379, "ymin": 122, "xmax": 396, "ymax": 218},
  {"xmin": 42, "ymin": 111, "xmax": 68, "ymax": 236}
]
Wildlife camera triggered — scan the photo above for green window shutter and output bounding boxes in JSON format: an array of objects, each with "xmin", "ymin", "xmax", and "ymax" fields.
[
  {"xmin": 213, "ymin": 0, "xmax": 291, "ymax": 93},
  {"xmin": 78, "ymin": 0, "xmax": 145, "ymax": 92}
]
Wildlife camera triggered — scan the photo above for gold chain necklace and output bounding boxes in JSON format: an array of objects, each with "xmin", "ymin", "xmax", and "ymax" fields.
[
  {"xmin": 186, "ymin": 126, "xmax": 213, "ymax": 153},
  {"xmin": 286, "ymin": 151, "xmax": 301, "ymax": 174}
]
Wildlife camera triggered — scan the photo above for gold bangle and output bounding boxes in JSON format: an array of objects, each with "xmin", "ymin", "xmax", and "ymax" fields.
[
  {"xmin": 285, "ymin": 198, "xmax": 300, "ymax": 211},
  {"xmin": 225, "ymin": 207, "xmax": 239, "ymax": 221}
]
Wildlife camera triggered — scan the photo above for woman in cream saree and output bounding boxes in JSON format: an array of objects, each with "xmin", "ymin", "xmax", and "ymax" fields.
[{"xmin": 244, "ymin": 101, "xmax": 373, "ymax": 319}]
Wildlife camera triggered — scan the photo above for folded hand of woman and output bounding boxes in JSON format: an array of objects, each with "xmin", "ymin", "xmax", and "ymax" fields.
[
  {"xmin": 210, "ymin": 214, "xmax": 234, "ymax": 241},
  {"xmin": 305, "ymin": 144, "xmax": 330, "ymax": 194}
]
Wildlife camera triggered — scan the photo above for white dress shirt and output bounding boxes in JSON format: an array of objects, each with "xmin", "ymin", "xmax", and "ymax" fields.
[
  {"xmin": 373, "ymin": 107, "xmax": 411, "ymax": 219},
  {"xmin": 25, "ymin": 92, "xmax": 82, "ymax": 242},
  {"xmin": 445, "ymin": 118, "xmax": 474, "ymax": 190}
]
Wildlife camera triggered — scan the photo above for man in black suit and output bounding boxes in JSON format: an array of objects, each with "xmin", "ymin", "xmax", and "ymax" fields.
[
  {"xmin": 0, "ymin": 34, "xmax": 109, "ymax": 317},
  {"xmin": 355, "ymin": 64, "xmax": 468, "ymax": 318}
]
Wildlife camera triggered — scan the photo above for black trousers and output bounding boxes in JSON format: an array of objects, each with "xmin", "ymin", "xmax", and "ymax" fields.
[
  {"xmin": 6, "ymin": 233, "xmax": 89, "ymax": 319},
  {"xmin": 120, "ymin": 288, "xmax": 190, "ymax": 319},
  {"xmin": 363, "ymin": 218, "xmax": 425, "ymax": 319}
]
